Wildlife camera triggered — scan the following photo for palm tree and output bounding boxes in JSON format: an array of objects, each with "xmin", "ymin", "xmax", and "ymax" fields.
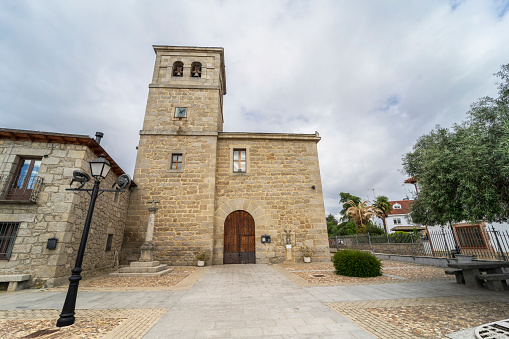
[
  {"xmin": 345, "ymin": 200, "xmax": 378, "ymax": 231},
  {"xmin": 373, "ymin": 196, "xmax": 392, "ymax": 233}
]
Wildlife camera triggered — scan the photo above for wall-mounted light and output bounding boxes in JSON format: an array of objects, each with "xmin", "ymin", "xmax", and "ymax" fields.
[{"xmin": 46, "ymin": 238, "xmax": 58, "ymax": 250}]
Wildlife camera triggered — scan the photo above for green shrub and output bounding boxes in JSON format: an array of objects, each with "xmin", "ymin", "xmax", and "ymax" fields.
[{"xmin": 332, "ymin": 249, "xmax": 382, "ymax": 277}]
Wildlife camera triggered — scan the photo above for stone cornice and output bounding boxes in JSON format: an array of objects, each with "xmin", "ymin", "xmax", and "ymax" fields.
[
  {"xmin": 140, "ymin": 130, "xmax": 219, "ymax": 137},
  {"xmin": 139, "ymin": 130, "xmax": 320, "ymax": 142},
  {"xmin": 148, "ymin": 83, "xmax": 222, "ymax": 91},
  {"xmin": 218, "ymin": 132, "xmax": 321, "ymax": 142}
]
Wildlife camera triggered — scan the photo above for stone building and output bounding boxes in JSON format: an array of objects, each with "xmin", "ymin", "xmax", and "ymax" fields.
[
  {"xmin": 0, "ymin": 129, "xmax": 131, "ymax": 289},
  {"xmin": 122, "ymin": 46, "xmax": 330, "ymax": 266}
]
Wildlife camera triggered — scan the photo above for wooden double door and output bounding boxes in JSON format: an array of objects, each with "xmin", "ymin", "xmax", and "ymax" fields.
[{"xmin": 223, "ymin": 210, "xmax": 255, "ymax": 264}]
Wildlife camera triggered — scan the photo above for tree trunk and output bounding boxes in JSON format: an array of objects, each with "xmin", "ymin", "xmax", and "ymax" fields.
[{"xmin": 382, "ymin": 218, "xmax": 387, "ymax": 233}]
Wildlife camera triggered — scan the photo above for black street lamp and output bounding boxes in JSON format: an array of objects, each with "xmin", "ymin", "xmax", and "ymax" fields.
[{"xmin": 56, "ymin": 155, "xmax": 129, "ymax": 327}]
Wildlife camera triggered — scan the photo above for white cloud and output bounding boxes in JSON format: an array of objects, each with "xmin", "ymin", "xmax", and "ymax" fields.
[{"xmin": 1, "ymin": 0, "xmax": 508, "ymax": 215}]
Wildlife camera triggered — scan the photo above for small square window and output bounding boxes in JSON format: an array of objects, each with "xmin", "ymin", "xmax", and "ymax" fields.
[
  {"xmin": 171, "ymin": 153, "xmax": 183, "ymax": 170},
  {"xmin": 175, "ymin": 107, "xmax": 187, "ymax": 118},
  {"xmin": 394, "ymin": 218, "xmax": 402, "ymax": 225},
  {"xmin": 105, "ymin": 234, "xmax": 113, "ymax": 252},
  {"xmin": 233, "ymin": 149, "xmax": 246, "ymax": 173}
]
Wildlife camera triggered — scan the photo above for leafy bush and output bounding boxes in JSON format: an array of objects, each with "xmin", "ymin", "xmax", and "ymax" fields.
[
  {"xmin": 366, "ymin": 223, "xmax": 386, "ymax": 235},
  {"xmin": 389, "ymin": 231, "xmax": 420, "ymax": 243},
  {"xmin": 332, "ymin": 249, "xmax": 382, "ymax": 277}
]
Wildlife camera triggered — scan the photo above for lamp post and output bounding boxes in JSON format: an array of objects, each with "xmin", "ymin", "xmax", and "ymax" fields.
[{"xmin": 56, "ymin": 155, "xmax": 112, "ymax": 327}]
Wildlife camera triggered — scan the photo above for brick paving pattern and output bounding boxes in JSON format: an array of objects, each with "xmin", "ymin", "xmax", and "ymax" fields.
[{"xmin": 0, "ymin": 261, "xmax": 508, "ymax": 338}]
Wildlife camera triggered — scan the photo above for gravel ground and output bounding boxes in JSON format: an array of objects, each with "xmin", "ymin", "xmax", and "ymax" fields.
[
  {"xmin": 368, "ymin": 301, "xmax": 509, "ymax": 338},
  {"xmin": 0, "ymin": 318, "xmax": 124, "ymax": 338},
  {"xmin": 80, "ymin": 266, "xmax": 198, "ymax": 288},
  {"xmin": 281, "ymin": 260, "xmax": 450, "ymax": 283}
]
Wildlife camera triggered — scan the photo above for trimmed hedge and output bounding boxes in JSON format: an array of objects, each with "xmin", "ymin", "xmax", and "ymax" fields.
[{"xmin": 332, "ymin": 249, "xmax": 382, "ymax": 277}]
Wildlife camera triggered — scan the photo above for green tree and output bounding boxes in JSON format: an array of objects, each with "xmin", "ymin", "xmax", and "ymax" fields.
[
  {"xmin": 372, "ymin": 196, "xmax": 392, "ymax": 233},
  {"xmin": 345, "ymin": 200, "xmax": 378, "ymax": 233},
  {"xmin": 326, "ymin": 214, "xmax": 340, "ymax": 236},
  {"xmin": 402, "ymin": 63, "xmax": 509, "ymax": 226},
  {"xmin": 339, "ymin": 192, "xmax": 361, "ymax": 222},
  {"xmin": 326, "ymin": 214, "xmax": 338, "ymax": 226}
]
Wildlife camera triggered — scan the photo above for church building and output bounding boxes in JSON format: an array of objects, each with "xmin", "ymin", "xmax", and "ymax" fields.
[{"xmin": 121, "ymin": 46, "xmax": 330, "ymax": 266}]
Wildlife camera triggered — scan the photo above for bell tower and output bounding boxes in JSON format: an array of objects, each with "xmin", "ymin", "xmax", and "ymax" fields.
[
  {"xmin": 142, "ymin": 46, "xmax": 226, "ymax": 134},
  {"xmin": 123, "ymin": 46, "xmax": 226, "ymax": 265}
]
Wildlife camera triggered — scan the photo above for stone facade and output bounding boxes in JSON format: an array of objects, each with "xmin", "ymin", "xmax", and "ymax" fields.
[
  {"xmin": 122, "ymin": 45, "xmax": 329, "ymax": 266},
  {"xmin": 0, "ymin": 130, "xmax": 131, "ymax": 287}
]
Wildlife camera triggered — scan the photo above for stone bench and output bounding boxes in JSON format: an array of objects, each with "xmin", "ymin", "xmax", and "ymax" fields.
[
  {"xmin": 476, "ymin": 273, "xmax": 509, "ymax": 292},
  {"xmin": 445, "ymin": 269, "xmax": 465, "ymax": 284},
  {"xmin": 0, "ymin": 274, "xmax": 31, "ymax": 291}
]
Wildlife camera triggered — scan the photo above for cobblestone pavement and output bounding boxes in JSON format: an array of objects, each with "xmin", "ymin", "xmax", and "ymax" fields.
[{"xmin": 1, "ymin": 263, "xmax": 508, "ymax": 338}]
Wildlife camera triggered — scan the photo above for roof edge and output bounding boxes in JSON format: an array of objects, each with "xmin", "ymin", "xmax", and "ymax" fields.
[{"xmin": 0, "ymin": 128, "xmax": 135, "ymax": 186}]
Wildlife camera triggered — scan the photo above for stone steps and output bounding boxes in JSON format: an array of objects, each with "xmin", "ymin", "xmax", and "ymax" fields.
[
  {"xmin": 110, "ymin": 267, "xmax": 174, "ymax": 277},
  {"xmin": 109, "ymin": 260, "xmax": 174, "ymax": 277}
]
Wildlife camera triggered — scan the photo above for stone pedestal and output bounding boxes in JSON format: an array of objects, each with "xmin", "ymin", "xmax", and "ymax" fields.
[
  {"xmin": 284, "ymin": 244, "xmax": 293, "ymax": 263},
  {"xmin": 111, "ymin": 196, "xmax": 173, "ymax": 277},
  {"xmin": 139, "ymin": 242, "xmax": 154, "ymax": 262}
]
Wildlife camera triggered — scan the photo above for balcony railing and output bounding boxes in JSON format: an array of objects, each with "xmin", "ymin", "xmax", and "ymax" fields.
[{"xmin": 0, "ymin": 174, "xmax": 43, "ymax": 203}]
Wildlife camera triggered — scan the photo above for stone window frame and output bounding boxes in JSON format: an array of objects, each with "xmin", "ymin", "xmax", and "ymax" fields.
[
  {"xmin": 229, "ymin": 146, "xmax": 250, "ymax": 175},
  {"xmin": 168, "ymin": 150, "xmax": 186, "ymax": 172}
]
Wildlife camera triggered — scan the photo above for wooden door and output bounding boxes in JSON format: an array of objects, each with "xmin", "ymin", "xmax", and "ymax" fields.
[{"xmin": 223, "ymin": 210, "xmax": 255, "ymax": 264}]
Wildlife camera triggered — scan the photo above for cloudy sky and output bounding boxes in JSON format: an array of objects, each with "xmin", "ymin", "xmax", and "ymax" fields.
[{"xmin": 1, "ymin": 0, "xmax": 509, "ymax": 217}]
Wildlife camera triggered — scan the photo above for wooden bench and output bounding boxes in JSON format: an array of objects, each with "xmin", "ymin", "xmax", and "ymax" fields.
[
  {"xmin": 445, "ymin": 269, "xmax": 465, "ymax": 284},
  {"xmin": 476, "ymin": 273, "xmax": 509, "ymax": 292},
  {"xmin": 0, "ymin": 275, "xmax": 31, "ymax": 291}
]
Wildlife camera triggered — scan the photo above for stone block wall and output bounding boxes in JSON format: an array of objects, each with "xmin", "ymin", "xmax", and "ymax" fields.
[
  {"xmin": 141, "ymin": 88, "xmax": 223, "ymax": 133},
  {"xmin": 0, "ymin": 140, "xmax": 130, "ymax": 287},
  {"xmin": 214, "ymin": 133, "xmax": 330, "ymax": 264},
  {"xmin": 122, "ymin": 134, "xmax": 217, "ymax": 266}
]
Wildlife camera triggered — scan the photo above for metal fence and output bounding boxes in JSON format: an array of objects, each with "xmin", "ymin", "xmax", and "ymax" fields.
[{"xmin": 329, "ymin": 227, "xmax": 509, "ymax": 261}]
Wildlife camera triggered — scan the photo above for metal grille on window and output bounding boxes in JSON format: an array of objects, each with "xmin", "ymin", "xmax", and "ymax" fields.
[{"xmin": 0, "ymin": 222, "xmax": 20, "ymax": 260}]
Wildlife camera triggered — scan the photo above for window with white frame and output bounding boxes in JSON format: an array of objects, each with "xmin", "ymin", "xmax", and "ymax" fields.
[
  {"xmin": 393, "ymin": 218, "xmax": 402, "ymax": 225},
  {"xmin": 233, "ymin": 149, "xmax": 246, "ymax": 173}
]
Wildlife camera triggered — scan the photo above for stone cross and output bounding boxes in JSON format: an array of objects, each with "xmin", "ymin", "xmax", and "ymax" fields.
[{"xmin": 148, "ymin": 196, "xmax": 160, "ymax": 212}]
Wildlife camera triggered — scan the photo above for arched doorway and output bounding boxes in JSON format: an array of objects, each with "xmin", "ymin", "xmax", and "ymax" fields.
[{"xmin": 223, "ymin": 210, "xmax": 255, "ymax": 264}]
